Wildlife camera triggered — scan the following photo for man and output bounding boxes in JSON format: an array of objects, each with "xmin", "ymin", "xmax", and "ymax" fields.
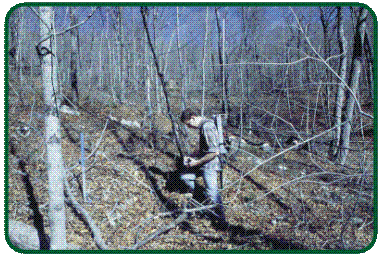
[{"xmin": 180, "ymin": 108, "xmax": 227, "ymax": 229}]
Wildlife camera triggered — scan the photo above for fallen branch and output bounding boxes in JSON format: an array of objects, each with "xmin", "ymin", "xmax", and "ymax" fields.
[
  {"xmin": 64, "ymin": 180, "xmax": 109, "ymax": 250},
  {"xmin": 128, "ymin": 212, "xmax": 187, "ymax": 250}
]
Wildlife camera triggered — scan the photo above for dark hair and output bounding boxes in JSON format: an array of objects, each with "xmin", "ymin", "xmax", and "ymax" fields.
[{"xmin": 180, "ymin": 108, "xmax": 197, "ymax": 123}]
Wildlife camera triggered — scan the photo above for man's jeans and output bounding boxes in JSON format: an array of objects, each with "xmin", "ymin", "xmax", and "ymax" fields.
[{"xmin": 180, "ymin": 167, "xmax": 225, "ymax": 220}]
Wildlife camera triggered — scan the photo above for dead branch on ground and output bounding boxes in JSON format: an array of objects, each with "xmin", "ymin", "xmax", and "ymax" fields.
[
  {"xmin": 64, "ymin": 180, "xmax": 109, "ymax": 250},
  {"xmin": 128, "ymin": 212, "xmax": 187, "ymax": 250}
]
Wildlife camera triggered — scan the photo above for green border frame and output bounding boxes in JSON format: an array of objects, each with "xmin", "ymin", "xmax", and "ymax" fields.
[{"xmin": 3, "ymin": 2, "xmax": 378, "ymax": 254}]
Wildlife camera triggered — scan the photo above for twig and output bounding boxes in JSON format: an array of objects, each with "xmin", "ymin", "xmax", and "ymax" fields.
[
  {"xmin": 257, "ymin": 105, "xmax": 303, "ymax": 141},
  {"xmin": 8, "ymin": 82, "xmax": 20, "ymax": 97},
  {"xmin": 87, "ymin": 119, "xmax": 109, "ymax": 159},
  {"xmin": 60, "ymin": 93, "xmax": 79, "ymax": 111},
  {"xmin": 129, "ymin": 202, "xmax": 218, "ymax": 243}
]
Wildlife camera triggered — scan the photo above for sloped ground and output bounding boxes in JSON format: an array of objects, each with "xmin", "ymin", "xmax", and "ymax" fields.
[{"xmin": 7, "ymin": 98, "xmax": 375, "ymax": 251}]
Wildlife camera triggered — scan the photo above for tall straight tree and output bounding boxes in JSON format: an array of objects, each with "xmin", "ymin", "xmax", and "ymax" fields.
[
  {"xmin": 176, "ymin": 6, "xmax": 186, "ymax": 111},
  {"xmin": 363, "ymin": 30, "xmax": 374, "ymax": 100},
  {"xmin": 319, "ymin": 7, "xmax": 337, "ymax": 126},
  {"xmin": 201, "ymin": 6, "xmax": 209, "ymax": 116},
  {"xmin": 215, "ymin": 7, "xmax": 229, "ymax": 116},
  {"xmin": 38, "ymin": 6, "xmax": 67, "ymax": 249},
  {"xmin": 69, "ymin": 6, "xmax": 80, "ymax": 106},
  {"xmin": 15, "ymin": 7, "xmax": 25, "ymax": 102},
  {"xmin": 337, "ymin": 7, "xmax": 368, "ymax": 164},
  {"xmin": 116, "ymin": 6, "xmax": 126, "ymax": 102},
  {"xmin": 329, "ymin": 6, "xmax": 347, "ymax": 159},
  {"xmin": 140, "ymin": 6, "xmax": 184, "ymax": 158}
]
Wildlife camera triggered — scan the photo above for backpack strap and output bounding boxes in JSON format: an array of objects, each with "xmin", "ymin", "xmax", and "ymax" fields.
[
  {"xmin": 199, "ymin": 119, "xmax": 214, "ymax": 134},
  {"xmin": 214, "ymin": 114, "xmax": 228, "ymax": 155}
]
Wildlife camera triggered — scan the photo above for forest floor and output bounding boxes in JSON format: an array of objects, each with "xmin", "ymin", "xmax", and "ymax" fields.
[{"xmin": 7, "ymin": 92, "xmax": 375, "ymax": 251}]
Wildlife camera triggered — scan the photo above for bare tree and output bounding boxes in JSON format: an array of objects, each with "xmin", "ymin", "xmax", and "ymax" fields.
[
  {"xmin": 8, "ymin": 9, "xmax": 20, "ymax": 64},
  {"xmin": 319, "ymin": 7, "xmax": 337, "ymax": 126},
  {"xmin": 38, "ymin": 6, "xmax": 67, "ymax": 249},
  {"xmin": 337, "ymin": 7, "xmax": 368, "ymax": 164},
  {"xmin": 363, "ymin": 30, "xmax": 374, "ymax": 100},
  {"xmin": 215, "ymin": 7, "xmax": 229, "ymax": 116},
  {"xmin": 176, "ymin": 6, "xmax": 186, "ymax": 111},
  {"xmin": 140, "ymin": 6, "xmax": 184, "ymax": 157},
  {"xmin": 69, "ymin": 6, "xmax": 80, "ymax": 106},
  {"xmin": 116, "ymin": 6, "xmax": 126, "ymax": 102},
  {"xmin": 329, "ymin": 6, "xmax": 348, "ymax": 159},
  {"xmin": 153, "ymin": 7, "xmax": 163, "ymax": 115},
  {"xmin": 201, "ymin": 6, "xmax": 209, "ymax": 116}
]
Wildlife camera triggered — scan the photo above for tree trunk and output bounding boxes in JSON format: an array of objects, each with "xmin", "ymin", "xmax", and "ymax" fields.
[
  {"xmin": 363, "ymin": 30, "xmax": 374, "ymax": 100},
  {"xmin": 201, "ymin": 6, "xmax": 209, "ymax": 116},
  {"xmin": 69, "ymin": 7, "xmax": 79, "ymax": 106},
  {"xmin": 222, "ymin": 17, "xmax": 229, "ymax": 115},
  {"xmin": 117, "ymin": 6, "xmax": 126, "ymax": 102},
  {"xmin": 176, "ymin": 7, "xmax": 186, "ymax": 111},
  {"xmin": 98, "ymin": 30, "xmax": 104, "ymax": 88},
  {"xmin": 105, "ymin": 13, "xmax": 117, "ymax": 103},
  {"xmin": 146, "ymin": 71, "xmax": 153, "ymax": 119},
  {"xmin": 16, "ymin": 7, "xmax": 25, "ymax": 103},
  {"xmin": 131, "ymin": 8, "xmax": 138, "ymax": 92},
  {"xmin": 140, "ymin": 6, "xmax": 184, "ymax": 158},
  {"xmin": 337, "ymin": 7, "xmax": 368, "ymax": 164},
  {"xmin": 215, "ymin": 8, "xmax": 229, "ymax": 116},
  {"xmin": 39, "ymin": 6, "xmax": 67, "ymax": 250},
  {"xmin": 329, "ymin": 6, "xmax": 348, "ymax": 159},
  {"xmin": 319, "ymin": 7, "xmax": 331, "ymax": 127}
]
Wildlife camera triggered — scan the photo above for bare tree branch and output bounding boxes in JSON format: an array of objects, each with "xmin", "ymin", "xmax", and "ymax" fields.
[{"xmin": 33, "ymin": 7, "xmax": 99, "ymax": 50}]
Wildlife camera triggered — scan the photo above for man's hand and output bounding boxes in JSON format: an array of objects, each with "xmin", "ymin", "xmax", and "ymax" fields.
[
  {"xmin": 184, "ymin": 152, "xmax": 219, "ymax": 168},
  {"xmin": 183, "ymin": 156, "xmax": 199, "ymax": 168}
]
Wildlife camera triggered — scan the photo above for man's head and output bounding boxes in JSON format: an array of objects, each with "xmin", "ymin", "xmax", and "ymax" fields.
[{"xmin": 180, "ymin": 108, "xmax": 200, "ymax": 129}]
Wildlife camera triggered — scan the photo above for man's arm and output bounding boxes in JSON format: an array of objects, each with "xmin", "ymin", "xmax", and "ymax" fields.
[{"xmin": 184, "ymin": 152, "xmax": 219, "ymax": 168}]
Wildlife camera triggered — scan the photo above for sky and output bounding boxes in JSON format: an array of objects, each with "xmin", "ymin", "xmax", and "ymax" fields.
[
  {"xmin": 10, "ymin": 4, "xmax": 372, "ymax": 53},
  {"xmin": 9, "ymin": 5, "xmax": 287, "ymax": 43}
]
